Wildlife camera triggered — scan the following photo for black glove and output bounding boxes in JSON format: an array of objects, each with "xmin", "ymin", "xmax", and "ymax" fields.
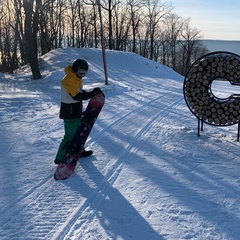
[{"xmin": 91, "ymin": 87, "xmax": 102, "ymax": 96}]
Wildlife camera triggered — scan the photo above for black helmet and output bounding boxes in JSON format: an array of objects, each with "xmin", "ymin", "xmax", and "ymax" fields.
[{"xmin": 72, "ymin": 59, "xmax": 89, "ymax": 73}]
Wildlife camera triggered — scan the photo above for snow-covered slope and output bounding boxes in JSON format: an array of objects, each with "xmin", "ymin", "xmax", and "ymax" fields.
[{"xmin": 0, "ymin": 48, "xmax": 240, "ymax": 239}]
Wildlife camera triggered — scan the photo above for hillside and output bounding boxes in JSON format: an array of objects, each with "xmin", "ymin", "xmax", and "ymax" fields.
[{"xmin": 0, "ymin": 48, "xmax": 240, "ymax": 239}]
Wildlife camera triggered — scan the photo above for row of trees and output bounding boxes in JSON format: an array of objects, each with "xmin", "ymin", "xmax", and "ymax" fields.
[{"xmin": 0, "ymin": 0, "xmax": 208, "ymax": 79}]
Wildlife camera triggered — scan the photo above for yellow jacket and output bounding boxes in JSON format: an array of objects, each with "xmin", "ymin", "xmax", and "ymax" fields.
[
  {"xmin": 59, "ymin": 66, "xmax": 92, "ymax": 119},
  {"xmin": 61, "ymin": 65, "xmax": 82, "ymax": 100}
]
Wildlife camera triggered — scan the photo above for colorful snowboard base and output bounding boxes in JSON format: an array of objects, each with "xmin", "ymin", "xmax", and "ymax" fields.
[{"xmin": 54, "ymin": 91, "xmax": 105, "ymax": 180}]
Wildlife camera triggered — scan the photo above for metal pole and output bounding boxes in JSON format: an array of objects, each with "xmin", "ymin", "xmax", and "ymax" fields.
[
  {"xmin": 97, "ymin": 0, "xmax": 108, "ymax": 85},
  {"xmin": 198, "ymin": 119, "xmax": 200, "ymax": 137},
  {"xmin": 238, "ymin": 121, "xmax": 240, "ymax": 141}
]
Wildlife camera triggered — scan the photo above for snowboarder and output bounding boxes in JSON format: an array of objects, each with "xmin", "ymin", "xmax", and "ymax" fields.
[{"xmin": 54, "ymin": 59, "xmax": 101, "ymax": 164}]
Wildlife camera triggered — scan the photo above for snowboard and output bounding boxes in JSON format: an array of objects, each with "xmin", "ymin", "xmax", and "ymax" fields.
[{"xmin": 54, "ymin": 91, "xmax": 105, "ymax": 180}]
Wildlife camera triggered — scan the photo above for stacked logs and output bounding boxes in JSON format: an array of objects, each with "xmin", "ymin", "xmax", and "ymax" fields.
[{"xmin": 183, "ymin": 52, "xmax": 240, "ymax": 126}]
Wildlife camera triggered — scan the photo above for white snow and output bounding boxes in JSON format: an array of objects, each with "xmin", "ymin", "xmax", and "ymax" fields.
[{"xmin": 0, "ymin": 47, "xmax": 240, "ymax": 240}]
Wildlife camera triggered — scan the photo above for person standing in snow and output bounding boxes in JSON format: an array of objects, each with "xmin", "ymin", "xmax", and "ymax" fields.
[{"xmin": 54, "ymin": 59, "xmax": 101, "ymax": 164}]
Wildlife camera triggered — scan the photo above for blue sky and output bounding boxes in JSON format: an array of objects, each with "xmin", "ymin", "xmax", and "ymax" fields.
[{"xmin": 170, "ymin": 0, "xmax": 240, "ymax": 40}]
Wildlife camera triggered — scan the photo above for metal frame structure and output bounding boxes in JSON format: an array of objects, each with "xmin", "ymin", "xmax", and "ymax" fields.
[{"xmin": 183, "ymin": 51, "xmax": 240, "ymax": 140}]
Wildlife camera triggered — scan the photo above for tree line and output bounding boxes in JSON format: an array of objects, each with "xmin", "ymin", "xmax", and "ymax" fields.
[{"xmin": 0, "ymin": 0, "xmax": 208, "ymax": 79}]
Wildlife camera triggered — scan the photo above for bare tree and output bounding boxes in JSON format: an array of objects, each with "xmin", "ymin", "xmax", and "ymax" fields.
[
  {"xmin": 66, "ymin": 0, "xmax": 81, "ymax": 47},
  {"xmin": 83, "ymin": 0, "xmax": 99, "ymax": 48},
  {"xmin": 144, "ymin": 0, "xmax": 173, "ymax": 60},
  {"xmin": 23, "ymin": 0, "xmax": 41, "ymax": 79},
  {"xmin": 0, "ymin": 0, "xmax": 209, "ymax": 76},
  {"xmin": 111, "ymin": 2, "xmax": 131, "ymax": 50},
  {"xmin": 38, "ymin": 0, "xmax": 66, "ymax": 53},
  {"xmin": 178, "ymin": 21, "xmax": 207, "ymax": 75},
  {"xmin": 0, "ymin": 1, "xmax": 12, "ymax": 72},
  {"xmin": 164, "ymin": 13, "xmax": 185, "ymax": 70},
  {"xmin": 126, "ymin": 0, "xmax": 144, "ymax": 53},
  {"xmin": 38, "ymin": 0, "xmax": 50, "ymax": 54},
  {"xmin": 0, "ymin": 0, "xmax": 23, "ymax": 72},
  {"xmin": 101, "ymin": 0, "xmax": 120, "ymax": 49}
]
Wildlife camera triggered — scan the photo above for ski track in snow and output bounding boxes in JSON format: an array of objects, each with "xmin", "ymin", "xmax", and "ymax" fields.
[
  {"xmin": 52, "ymin": 92, "xmax": 183, "ymax": 239},
  {"xmin": 3, "ymin": 90, "xmax": 181, "ymax": 239},
  {"xmin": 1, "ymin": 48, "xmax": 240, "ymax": 239},
  {"xmin": 0, "ymin": 83, "xmax": 183, "ymax": 239}
]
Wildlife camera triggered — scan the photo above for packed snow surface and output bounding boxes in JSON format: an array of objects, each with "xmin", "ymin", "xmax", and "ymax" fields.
[{"xmin": 0, "ymin": 48, "xmax": 240, "ymax": 239}]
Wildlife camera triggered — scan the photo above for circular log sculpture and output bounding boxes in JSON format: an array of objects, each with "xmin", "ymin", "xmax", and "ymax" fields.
[{"xmin": 183, "ymin": 51, "xmax": 240, "ymax": 126}]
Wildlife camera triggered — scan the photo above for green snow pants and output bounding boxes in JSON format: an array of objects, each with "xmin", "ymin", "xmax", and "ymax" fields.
[{"xmin": 55, "ymin": 118, "xmax": 82, "ymax": 161}]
